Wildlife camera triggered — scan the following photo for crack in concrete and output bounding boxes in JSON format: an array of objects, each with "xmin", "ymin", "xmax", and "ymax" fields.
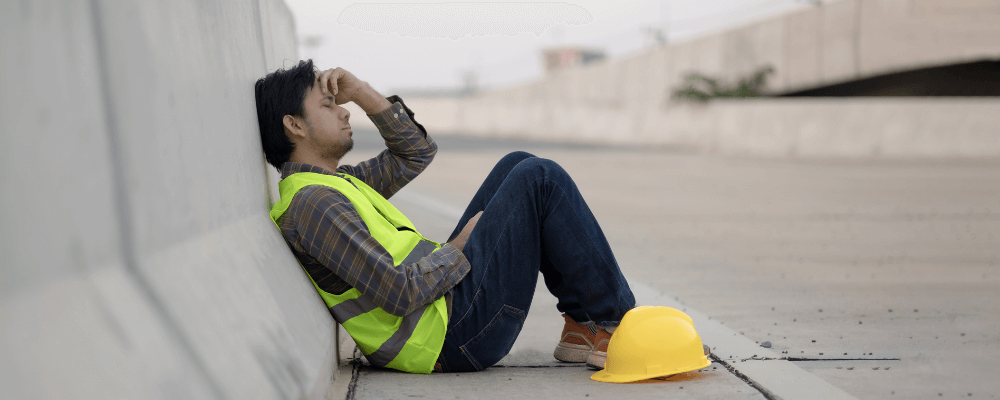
[
  {"xmin": 783, "ymin": 357, "xmax": 900, "ymax": 362},
  {"xmin": 710, "ymin": 354, "xmax": 780, "ymax": 400},
  {"xmin": 731, "ymin": 356, "xmax": 901, "ymax": 362},
  {"xmin": 711, "ymin": 353, "xmax": 892, "ymax": 399},
  {"xmin": 345, "ymin": 357, "xmax": 362, "ymax": 400}
]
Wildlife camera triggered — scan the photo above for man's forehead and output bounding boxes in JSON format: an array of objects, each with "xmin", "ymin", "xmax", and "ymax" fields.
[
  {"xmin": 303, "ymin": 81, "xmax": 319, "ymax": 98},
  {"xmin": 303, "ymin": 82, "xmax": 332, "ymax": 102}
]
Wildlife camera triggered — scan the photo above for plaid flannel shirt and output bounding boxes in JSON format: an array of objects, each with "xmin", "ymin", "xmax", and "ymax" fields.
[{"xmin": 275, "ymin": 95, "xmax": 470, "ymax": 317}]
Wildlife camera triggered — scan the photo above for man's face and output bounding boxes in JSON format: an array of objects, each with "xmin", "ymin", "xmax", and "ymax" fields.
[{"xmin": 298, "ymin": 79, "xmax": 353, "ymax": 160}]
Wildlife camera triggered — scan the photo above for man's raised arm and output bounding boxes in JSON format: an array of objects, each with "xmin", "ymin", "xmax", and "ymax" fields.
[
  {"xmin": 338, "ymin": 95, "xmax": 438, "ymax": 199},
  {"xmin": 315, "ymin": 68, "xmax": 437, "ymax": 198}
]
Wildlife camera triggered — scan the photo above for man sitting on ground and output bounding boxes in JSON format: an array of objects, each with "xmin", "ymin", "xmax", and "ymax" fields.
[{"xmin": 255, "ymin": 60, "xmax": 635, "ymax": 373}]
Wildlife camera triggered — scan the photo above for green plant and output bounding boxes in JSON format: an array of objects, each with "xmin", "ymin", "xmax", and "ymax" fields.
[{"xmin": 671, "ymin": 66, "xmax": 774, "ymax": 102}]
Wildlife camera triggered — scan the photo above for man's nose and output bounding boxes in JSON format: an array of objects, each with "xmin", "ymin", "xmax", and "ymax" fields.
[{"xmin": 342, "ymin": 108, "xmax": 351, "ymax": 121}]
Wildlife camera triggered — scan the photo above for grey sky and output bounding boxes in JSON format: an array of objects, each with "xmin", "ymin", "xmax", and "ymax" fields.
[{"xmin": 284, "ymin": 0, "xmax": 812, "ymax": 93}]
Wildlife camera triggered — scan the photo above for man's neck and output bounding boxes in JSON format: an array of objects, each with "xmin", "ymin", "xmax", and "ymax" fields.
[{"xmin": 289, "ymin": 153, "xmax": 340, "ymax": 174}]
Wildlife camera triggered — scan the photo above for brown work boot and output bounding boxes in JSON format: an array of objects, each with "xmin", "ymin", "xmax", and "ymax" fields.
[
  {"xmin": 554, "ymin": 314, "xmax": 615, "ymax": 365},
  {"xmin": 584, "ymin": 331, "xmax": 613, "ymax": 370}
]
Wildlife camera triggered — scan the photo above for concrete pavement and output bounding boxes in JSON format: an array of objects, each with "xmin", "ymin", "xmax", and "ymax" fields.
[{"xmin": 336, "ymin": 132, "xmax": 999, "ymax": 399}]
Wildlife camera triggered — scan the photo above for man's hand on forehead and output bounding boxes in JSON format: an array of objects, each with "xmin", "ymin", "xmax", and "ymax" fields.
[
  {"xmin": 317, "ymin": 67, "xmax": 366, "ymax": 105},
  {"xmin": 316, "ymin": 66, "xmax": 392, "ymax": 114}
]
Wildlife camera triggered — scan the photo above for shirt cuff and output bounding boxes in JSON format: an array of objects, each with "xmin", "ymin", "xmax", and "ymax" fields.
[
  {"xmin": 367, "ymin": 95, "xmax": 428, "ymax": 136},
  {"xmin": 436, "ymin": 243, "xmax": 471, "ymax": 279}
]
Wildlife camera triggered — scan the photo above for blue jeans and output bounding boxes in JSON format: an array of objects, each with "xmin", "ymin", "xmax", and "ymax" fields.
[{"xmin": 436, "ymin": 152, "xmax": 636, "ymax": 372}]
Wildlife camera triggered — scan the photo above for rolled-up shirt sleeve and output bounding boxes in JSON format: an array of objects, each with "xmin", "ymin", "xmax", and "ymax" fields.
[{"xmin": 337, "ymin": 95, "xmax": 437, "ymax": 199}]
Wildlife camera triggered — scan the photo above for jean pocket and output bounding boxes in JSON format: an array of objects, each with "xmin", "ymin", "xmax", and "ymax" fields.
[{"xmin": 459, "ymin": 305, "xmax": 526, "ymax": 371}]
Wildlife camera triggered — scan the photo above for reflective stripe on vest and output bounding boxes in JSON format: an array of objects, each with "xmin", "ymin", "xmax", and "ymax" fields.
[
  {"xmin": 269, "ymin": 171, "xmax": 449, "ymax": 374},
  {"xmin": 328, "ymin": 293, "xmax": 428, "ymax": 366}
]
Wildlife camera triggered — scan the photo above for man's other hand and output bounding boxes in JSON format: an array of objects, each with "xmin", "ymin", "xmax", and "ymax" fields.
[{"xmin": 449, "ymin": 211, "xmax": 483, "ymax": 253}]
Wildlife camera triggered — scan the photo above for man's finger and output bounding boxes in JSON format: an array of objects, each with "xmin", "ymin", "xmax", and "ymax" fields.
[
  {"xmin": 320, "ymin": 69, "xmax": 334, "ymax": 95},
  {"xmin": 331, "ymin": 68, "xmax": 343, "ymax": 96}
]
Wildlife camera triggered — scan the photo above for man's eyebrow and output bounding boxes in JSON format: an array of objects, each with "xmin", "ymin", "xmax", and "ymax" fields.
[{"xmin": 321, "ymin": 95, "xmax": 334, "ymax": 103}]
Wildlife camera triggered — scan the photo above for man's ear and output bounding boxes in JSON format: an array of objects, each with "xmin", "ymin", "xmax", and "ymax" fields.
[{"xmin": 282, "ymin": 114, "xmax": 307, "ymax": 142}]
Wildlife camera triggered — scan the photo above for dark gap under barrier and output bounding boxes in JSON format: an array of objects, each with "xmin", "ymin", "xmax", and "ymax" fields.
[{"xmin": 781, "ymin": 60, "xmax": 1000, "ymax": 97}]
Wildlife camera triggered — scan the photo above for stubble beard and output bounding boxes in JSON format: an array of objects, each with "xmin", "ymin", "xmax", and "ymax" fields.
[
  {"xmin": 307, "ymin": 123, "xmax": 354, "ymax": 161},
  {"xmin": 322, "ymin": 136, "xmax": 354, "ymax": 161}
]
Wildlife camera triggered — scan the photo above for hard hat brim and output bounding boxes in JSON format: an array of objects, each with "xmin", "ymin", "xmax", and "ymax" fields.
[{"xmin": 589, "ymin": 356, "xmax": 711, "ymax": 383}]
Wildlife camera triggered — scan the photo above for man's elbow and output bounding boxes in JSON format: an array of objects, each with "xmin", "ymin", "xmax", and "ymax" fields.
[
  {"xmin": 427, "ymin": 137, "xmax": 438, "ymax": 153},
  {"xmin": 420, "ymin": 140, "xmax": 438, "ymax": 165},
  {"xmin": 422, "ymin": 134, "xmax": 438, "ymax": 158}
]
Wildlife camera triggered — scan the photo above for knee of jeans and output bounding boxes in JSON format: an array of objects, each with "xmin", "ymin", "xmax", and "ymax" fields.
[
  {"xmin": 459, "ymin": 305, "xmax": 526, "ymax": 371},
  {"xmin": 512, "ymin": 157, "xmax": 567, "ymax": 182},
  {"xmin": 499, "ymin": 151, "xmax": 536, "ymax": 165}
]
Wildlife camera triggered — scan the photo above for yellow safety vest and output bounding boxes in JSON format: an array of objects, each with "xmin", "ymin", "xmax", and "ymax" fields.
[{"xmin": 269, "ymin": 171, "xmax": 448, "ymax": 374}]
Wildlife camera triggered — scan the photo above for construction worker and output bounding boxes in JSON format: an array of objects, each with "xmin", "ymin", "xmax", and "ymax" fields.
[{"xmin": 255, "ymin": 60, "xmax": 635, "ymax": 373}]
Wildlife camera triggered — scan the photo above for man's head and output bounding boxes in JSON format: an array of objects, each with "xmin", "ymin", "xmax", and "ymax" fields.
[{"xmin": 255, "ymin": 59, "xmax": 353, "ymax": 170}]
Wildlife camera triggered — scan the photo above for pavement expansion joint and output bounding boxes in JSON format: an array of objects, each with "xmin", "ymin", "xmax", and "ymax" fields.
[
  {"xmin": 342, "ymin": 347, "xmax": 365, "ymax": 400},
  {"xmin": 345, "ymin": 360, "xmax": 362, "ymax": 400},
  {"xmin": 710, "ymin": 354, "xmax": 780, "ymax": 400},
  {"xmin": 729, "ymin": 355, "xmax": 901, "ymax": 362},
  {"xmin": 782, "ymin": 357, "xmax": 901, "ymax": 362}
]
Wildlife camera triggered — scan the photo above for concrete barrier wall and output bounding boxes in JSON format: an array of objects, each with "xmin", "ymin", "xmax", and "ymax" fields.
[
  {"xmin": 473, "ymin": 0, "xmax": 1000, "ymax": 105},
  {"xmin": 0, "ymin": 1, "xmax": 342, "ymax": 399},
  {"xmin": 406, "ymin": 97, "xmax": 1000, "ymax": 158},
  {"xmin": 398, "ymin": 0, "xmax": 1000, "ymax": 157}
]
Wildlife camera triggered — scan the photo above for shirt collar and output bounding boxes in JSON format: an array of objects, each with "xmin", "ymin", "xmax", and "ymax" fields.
[{"xmin": 279, "ymin": 162, "xmax": 337, "ymax": 179}]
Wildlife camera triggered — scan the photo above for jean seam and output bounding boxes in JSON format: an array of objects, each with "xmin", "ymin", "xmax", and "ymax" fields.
[
  {"xmin": 450, "ymin": 286, "xmax": 482, "ymax": 328},
  {"xmin": 549, "ymin": 181, "xmax": 617, "ymax": 275},
  {"xmin": 459, "ymin": 305, "xmax": 526, "ymax": 371},
  {"xmin": 449, "ymin": 198, "xmax": 522, "ymax": 329},
  {"xmin": 464, "ymin": 305, "xmax": 525, "ymax": 349},
  {"xmin": 544, "ymin": 171, "xmax": 631, "ymax": 324},
  {"xmin": 460, "ymin": 347, "xmax": 482, "ymax": 371}
]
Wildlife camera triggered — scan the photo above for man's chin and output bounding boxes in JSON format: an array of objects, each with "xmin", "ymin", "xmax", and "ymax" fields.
[
  {"xmin": 344, "ymin": 138, "xmax": 354, "ymax": 155},
  {"xmin": 325, "ymin": 139, "xmax": 354, "ymax": 161}
]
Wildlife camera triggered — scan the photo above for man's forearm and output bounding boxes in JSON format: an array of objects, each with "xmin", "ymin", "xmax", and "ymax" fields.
[
  {"xmin": 338, "ymin": 94, "xmax": 437, "ymax": 199},
  {"xmin": 354, "ymin": 83, "xmax": 392, "ymax": 115}
]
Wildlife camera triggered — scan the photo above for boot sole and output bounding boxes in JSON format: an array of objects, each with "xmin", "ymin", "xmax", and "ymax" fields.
[
  {"xmin": 553, "ymin": 342, "xmax": 591, "ymax": 363},
  {"xmin": 585, "ymin": 351, "xmax": 607, "ymax": 370}
]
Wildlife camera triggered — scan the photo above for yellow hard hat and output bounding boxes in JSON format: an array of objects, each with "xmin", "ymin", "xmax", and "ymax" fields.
[{"xmin": 591, "ymin": 306, "xmax": 711, "ymax": 383}]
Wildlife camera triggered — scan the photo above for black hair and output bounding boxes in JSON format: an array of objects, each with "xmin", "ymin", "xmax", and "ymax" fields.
[{"xmin": 254, "ymin": 59, "xmax": 316, "ymax": 170}]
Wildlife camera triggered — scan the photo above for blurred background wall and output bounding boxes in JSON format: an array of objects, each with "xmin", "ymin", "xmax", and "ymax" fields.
[
  {"xmin": 0, "ymin": 1, "xmax": 345, "ymax": 399},
  {"xmin": 377, "ymin": 0, "xmax": 1000, "ymax": 158}
]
